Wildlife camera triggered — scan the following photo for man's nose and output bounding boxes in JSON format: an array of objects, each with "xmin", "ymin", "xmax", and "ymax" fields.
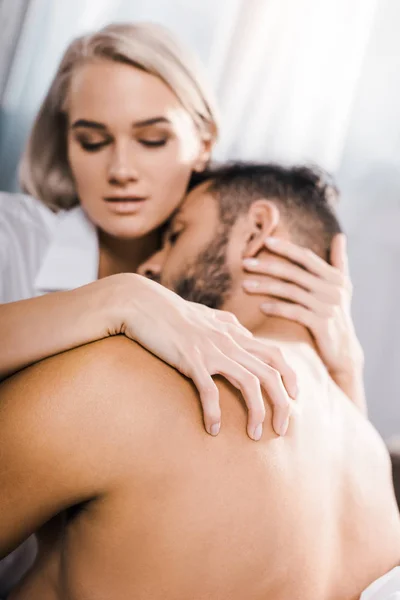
[
  {"xmin": 137, "ymin": 256, "xmax": 163, "ymax": 283},
  {"xmin": 108, "ymin": 144, "xmax": 139, "ymax": 185}
]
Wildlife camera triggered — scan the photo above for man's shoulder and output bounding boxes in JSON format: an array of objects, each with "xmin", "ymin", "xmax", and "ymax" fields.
[
  {"xmin": 0, "ymin": 336, "xmax": 197, "ymax": 506},
  {"xmin": 85, "ymin": 337, "xmax": 200, "ymax": 435},
  {"xmin": 81, "ymin": 336, "xmax": 187, "ymax": 396},
  {"xmin": 2, "ymin": 335, "xmax": 185, "ymax": 407},
  {"xmin": 1, "ymin": 336, "xmax": 195, "ymax": 454}
]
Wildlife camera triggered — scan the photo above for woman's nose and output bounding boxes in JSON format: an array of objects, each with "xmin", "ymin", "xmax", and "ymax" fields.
[{"xmin": 108, "ymin": 145, "xmax": 139, "ymax": 185}]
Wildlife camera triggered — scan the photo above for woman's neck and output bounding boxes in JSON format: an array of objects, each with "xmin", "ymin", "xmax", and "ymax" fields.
[{"xmin": 97, "ymin": 229, "xmax": 160, "ymax": 279}]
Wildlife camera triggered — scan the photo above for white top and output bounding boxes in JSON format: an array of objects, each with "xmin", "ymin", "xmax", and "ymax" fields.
[{"xmin": 0, "ymin": 192, "xmax": 99, "ymax": 303}]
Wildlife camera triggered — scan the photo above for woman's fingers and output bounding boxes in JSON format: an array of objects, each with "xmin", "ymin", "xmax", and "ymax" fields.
[
  {"xmin": 210, "ymin": 340, "xmax": 293, "ymax": 439},
  {"xmin": 263, "ymin": 237, "xmax": 344, "ymax": 284},
  {"xmin": 243, "ymin": 255, "xmax": 329, "ymax": 295},
  {"xmin": 180, "ymin": 325, "xmax": 295, "ymax": 441},
  {"xmin": 255, "ymin": 345, "xmax": 298, "ymax": 401},
  {"xmin": 260, "ymin": 301, "xmax": 317, "ymax": 329},
  {"xmin": 188, "ymin": 363, "xmax": 222, "ymax": 436},
  {"xmin": 238, "ymin": 236, "xmax": 360, "ymax": 398},
  {"xmin": 243, "ymin": 277, "xmax": 335, "ymax": 316},
  {"xmin": 189, "ymin": 306, "xmax": 297, "ymax": 438},
  {"xmin": 330, "ymin": 234, "xmax": 350, "ymax": 275},
  {"xmin": 184, "ymin": 334, "xmax": 294, "ymax": 441},
  {"xmin": 260, "ymin": 368, "xmax": 292, "ymax": 437},
  {"xmin": 215, "ymin": 356, "xmax": 266, "ymax": 440},
  {"xmin": 234, "ymin": 336, "xmax": 298, "ymax": 400},
  {"xmin": 184, "ymin": 351, "xmax": 267, "ymax": 442}
]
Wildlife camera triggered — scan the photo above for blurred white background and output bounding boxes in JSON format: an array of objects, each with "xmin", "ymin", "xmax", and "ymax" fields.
[{"xmin": 0, "ymin": 0, "xmax": 399, "ymax": 438}]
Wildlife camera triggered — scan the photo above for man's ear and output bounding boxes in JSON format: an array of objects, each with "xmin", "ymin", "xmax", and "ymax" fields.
[{"xmin": 243, "ymin": 200, "xmax": 280, "ymax": 258}]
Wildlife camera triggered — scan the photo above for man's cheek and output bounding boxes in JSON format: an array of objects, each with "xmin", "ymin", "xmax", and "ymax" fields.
[
  {"xmin": 164, "ymin": 261, "xmax": 191, "ymax": 294},
  {"xmin": 160, "ymin": 268, "xmax": 177, "ymax": 291}
]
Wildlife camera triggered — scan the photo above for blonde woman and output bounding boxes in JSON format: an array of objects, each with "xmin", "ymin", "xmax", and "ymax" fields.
[{"xmin": 0, "ymin": 22, "xmax": 364, "ymax": 441}]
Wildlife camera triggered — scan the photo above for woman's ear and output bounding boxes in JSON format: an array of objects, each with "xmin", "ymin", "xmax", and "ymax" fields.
[
  {"xmin": 193, "ymin": 133, "xmax": 215, "ymax": 172},
  {"xmin": 243, "ymin": 200, "xmax": 280, "ymax": 258}
]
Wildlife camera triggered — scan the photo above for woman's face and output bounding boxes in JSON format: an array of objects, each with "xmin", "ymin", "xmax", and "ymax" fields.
[{"xmin": 67, "ymin": 59, "xmax": 211, "ymax": 239}]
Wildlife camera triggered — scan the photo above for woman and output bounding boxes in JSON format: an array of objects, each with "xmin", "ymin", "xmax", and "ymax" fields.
[{"xmin": 0, "ymin": 22, "xmax": 364, "ymax": 441}]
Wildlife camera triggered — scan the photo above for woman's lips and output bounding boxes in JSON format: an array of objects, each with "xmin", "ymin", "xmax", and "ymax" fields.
[{"xmin": 103, "ymin": 197, "xmax": 148, "ymax": 214}]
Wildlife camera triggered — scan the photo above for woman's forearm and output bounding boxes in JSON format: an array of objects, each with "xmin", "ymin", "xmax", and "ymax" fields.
[{"xmin": 0, "ymin": 275, "xmax": 127, "ymax": 380}]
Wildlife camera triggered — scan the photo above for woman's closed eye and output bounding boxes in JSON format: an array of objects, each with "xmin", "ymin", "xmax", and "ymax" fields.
[
  {"xmin": 81, "ymin": 138, "xmax": 168, "ymax": 150},
  {"xmin": 139, "ymin": 138, "xmax": 168, "ymax": 148},
  {"xmin": 76, "ymin": 136, "xmax": 111, "ymax": 152}
]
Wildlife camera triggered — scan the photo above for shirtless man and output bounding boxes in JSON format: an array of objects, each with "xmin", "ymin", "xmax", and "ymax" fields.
[{"xmin": 1, "ymin": 162, "xmax": 399, "ymax": 600}]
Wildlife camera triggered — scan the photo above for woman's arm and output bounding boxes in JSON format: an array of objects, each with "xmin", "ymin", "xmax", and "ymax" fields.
[
  {"xmin": 1, "ymin": 277, "xmax": 113, "ymax": 381},
  {"xmin": 1, "ymin": 273, "xmax": 297, "ymax": 439}
]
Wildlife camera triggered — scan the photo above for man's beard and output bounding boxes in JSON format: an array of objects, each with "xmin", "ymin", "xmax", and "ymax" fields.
[{"xmin": 172, "ymin": 229, "xmax": 233, "ymax": 310}]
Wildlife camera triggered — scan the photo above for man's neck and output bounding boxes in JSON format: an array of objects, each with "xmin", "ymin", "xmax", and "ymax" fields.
[
  {"xmin": 222, "ymin": 292, "xmax": 319, "ymax": 354},
  {"xmin": 252, "ymin": 316, "xmax": 318, "ymax": 352}
]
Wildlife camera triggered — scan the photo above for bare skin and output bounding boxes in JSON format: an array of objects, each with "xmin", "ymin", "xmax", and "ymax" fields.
[
  {"xmin": 1, "ymin": 336, "xmax": 399, "ymax": 600},
  {"xmin": 2, "ymin": 172, "xmax": 395, "ymax": 598}
]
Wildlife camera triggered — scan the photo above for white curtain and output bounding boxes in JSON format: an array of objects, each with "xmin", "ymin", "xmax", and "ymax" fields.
[
  {"xmin": 212, "ymin": 0, "xmax": 378, "ymax": 170},
  {"xmin": 0, "ymin": 0, "xmax": 399, "ymax": 438},
  {"xmin": 0, "ymin": 0, "xmax": 30, "ymax": 102},
  {"xmin": 335, "ymin": 0, "xmax": 400, "ymax": 438},
  {"xmin": 0, "ymin": 0, "xmax": 378, "ymax": 186}
]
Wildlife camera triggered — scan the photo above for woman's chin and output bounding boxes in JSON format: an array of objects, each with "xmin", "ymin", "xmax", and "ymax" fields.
[{"xmin": 97, "ymin": 215, "xmax": 159, "ymax": 241}]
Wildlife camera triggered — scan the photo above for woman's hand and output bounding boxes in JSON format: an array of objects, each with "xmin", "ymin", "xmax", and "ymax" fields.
[
  {"xmin": 242, "ymin": 235, "xmax": 365, "ymax": 406},
  {"xmin": 108, "ymin": 274, "xmax": 297, "ymax": 441}
]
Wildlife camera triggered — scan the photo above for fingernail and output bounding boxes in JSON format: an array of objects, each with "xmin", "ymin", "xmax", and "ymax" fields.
[
  {"xmin": 279, "ymin": 418, "xmax": 290, "ymax": 436},
  {"xmin": 252, "ymin": 423, "xmax": 263, "ymax": 441},
  {"xmin": 243, "ymin": 258, "xmax": 259, "ymax": 267},
  {"xmin": 261, "ymin": 302, "xmax": 274, "ymax": 312},
  {"xmin": 265, "ymin": 237, "xmax": 278, "ymax": 246},
  {"xmin": 243, "ymin": 280, "xmax": 260, "ymax": 290},
  {"xmin": 210, "ymin": 423, "xmax": 221, "ymax": 436}
]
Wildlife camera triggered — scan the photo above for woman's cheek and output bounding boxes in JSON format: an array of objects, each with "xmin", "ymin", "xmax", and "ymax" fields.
[
  {"xmin": 72, "ymin": 153, "xmax": 106, "ymax": 194},
  {"xmin": 159, "ymin": 135, "xmax": 198, "ymax": 168},
  {"xmin": 69, "ymin": 147, "xmax": 89, "ymax": 189},
  {"xmin": 144, "ymin": 155, "xmax": 193, "ymax": 198}
]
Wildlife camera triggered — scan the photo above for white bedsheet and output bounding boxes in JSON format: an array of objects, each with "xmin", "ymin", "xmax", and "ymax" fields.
[{"xmin": 361, "ymin": 567, "xmax": 400, "ymax": 599}]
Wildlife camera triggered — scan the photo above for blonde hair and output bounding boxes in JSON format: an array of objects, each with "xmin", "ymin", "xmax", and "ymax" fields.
[{"xmin": 19, "ymin": 22, "xmax": 220, "ymax": 210}]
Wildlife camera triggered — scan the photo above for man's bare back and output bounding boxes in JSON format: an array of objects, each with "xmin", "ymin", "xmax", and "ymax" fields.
[{"xmin": 1, "ymin": 336, "xmax": 399, "ymax": 600}]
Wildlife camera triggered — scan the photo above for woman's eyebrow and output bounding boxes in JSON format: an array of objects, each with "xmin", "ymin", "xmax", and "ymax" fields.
[
  {"xmin": 133, "ymin": 117, "xmax": 171, "ymax": 128},
  {"xmin": 71, "ymin": 117, "xmax": 171, "ymax": 130},
  {"xmin": 71, "ymin": 119, "xmax": 106, "ymax": 130}
]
